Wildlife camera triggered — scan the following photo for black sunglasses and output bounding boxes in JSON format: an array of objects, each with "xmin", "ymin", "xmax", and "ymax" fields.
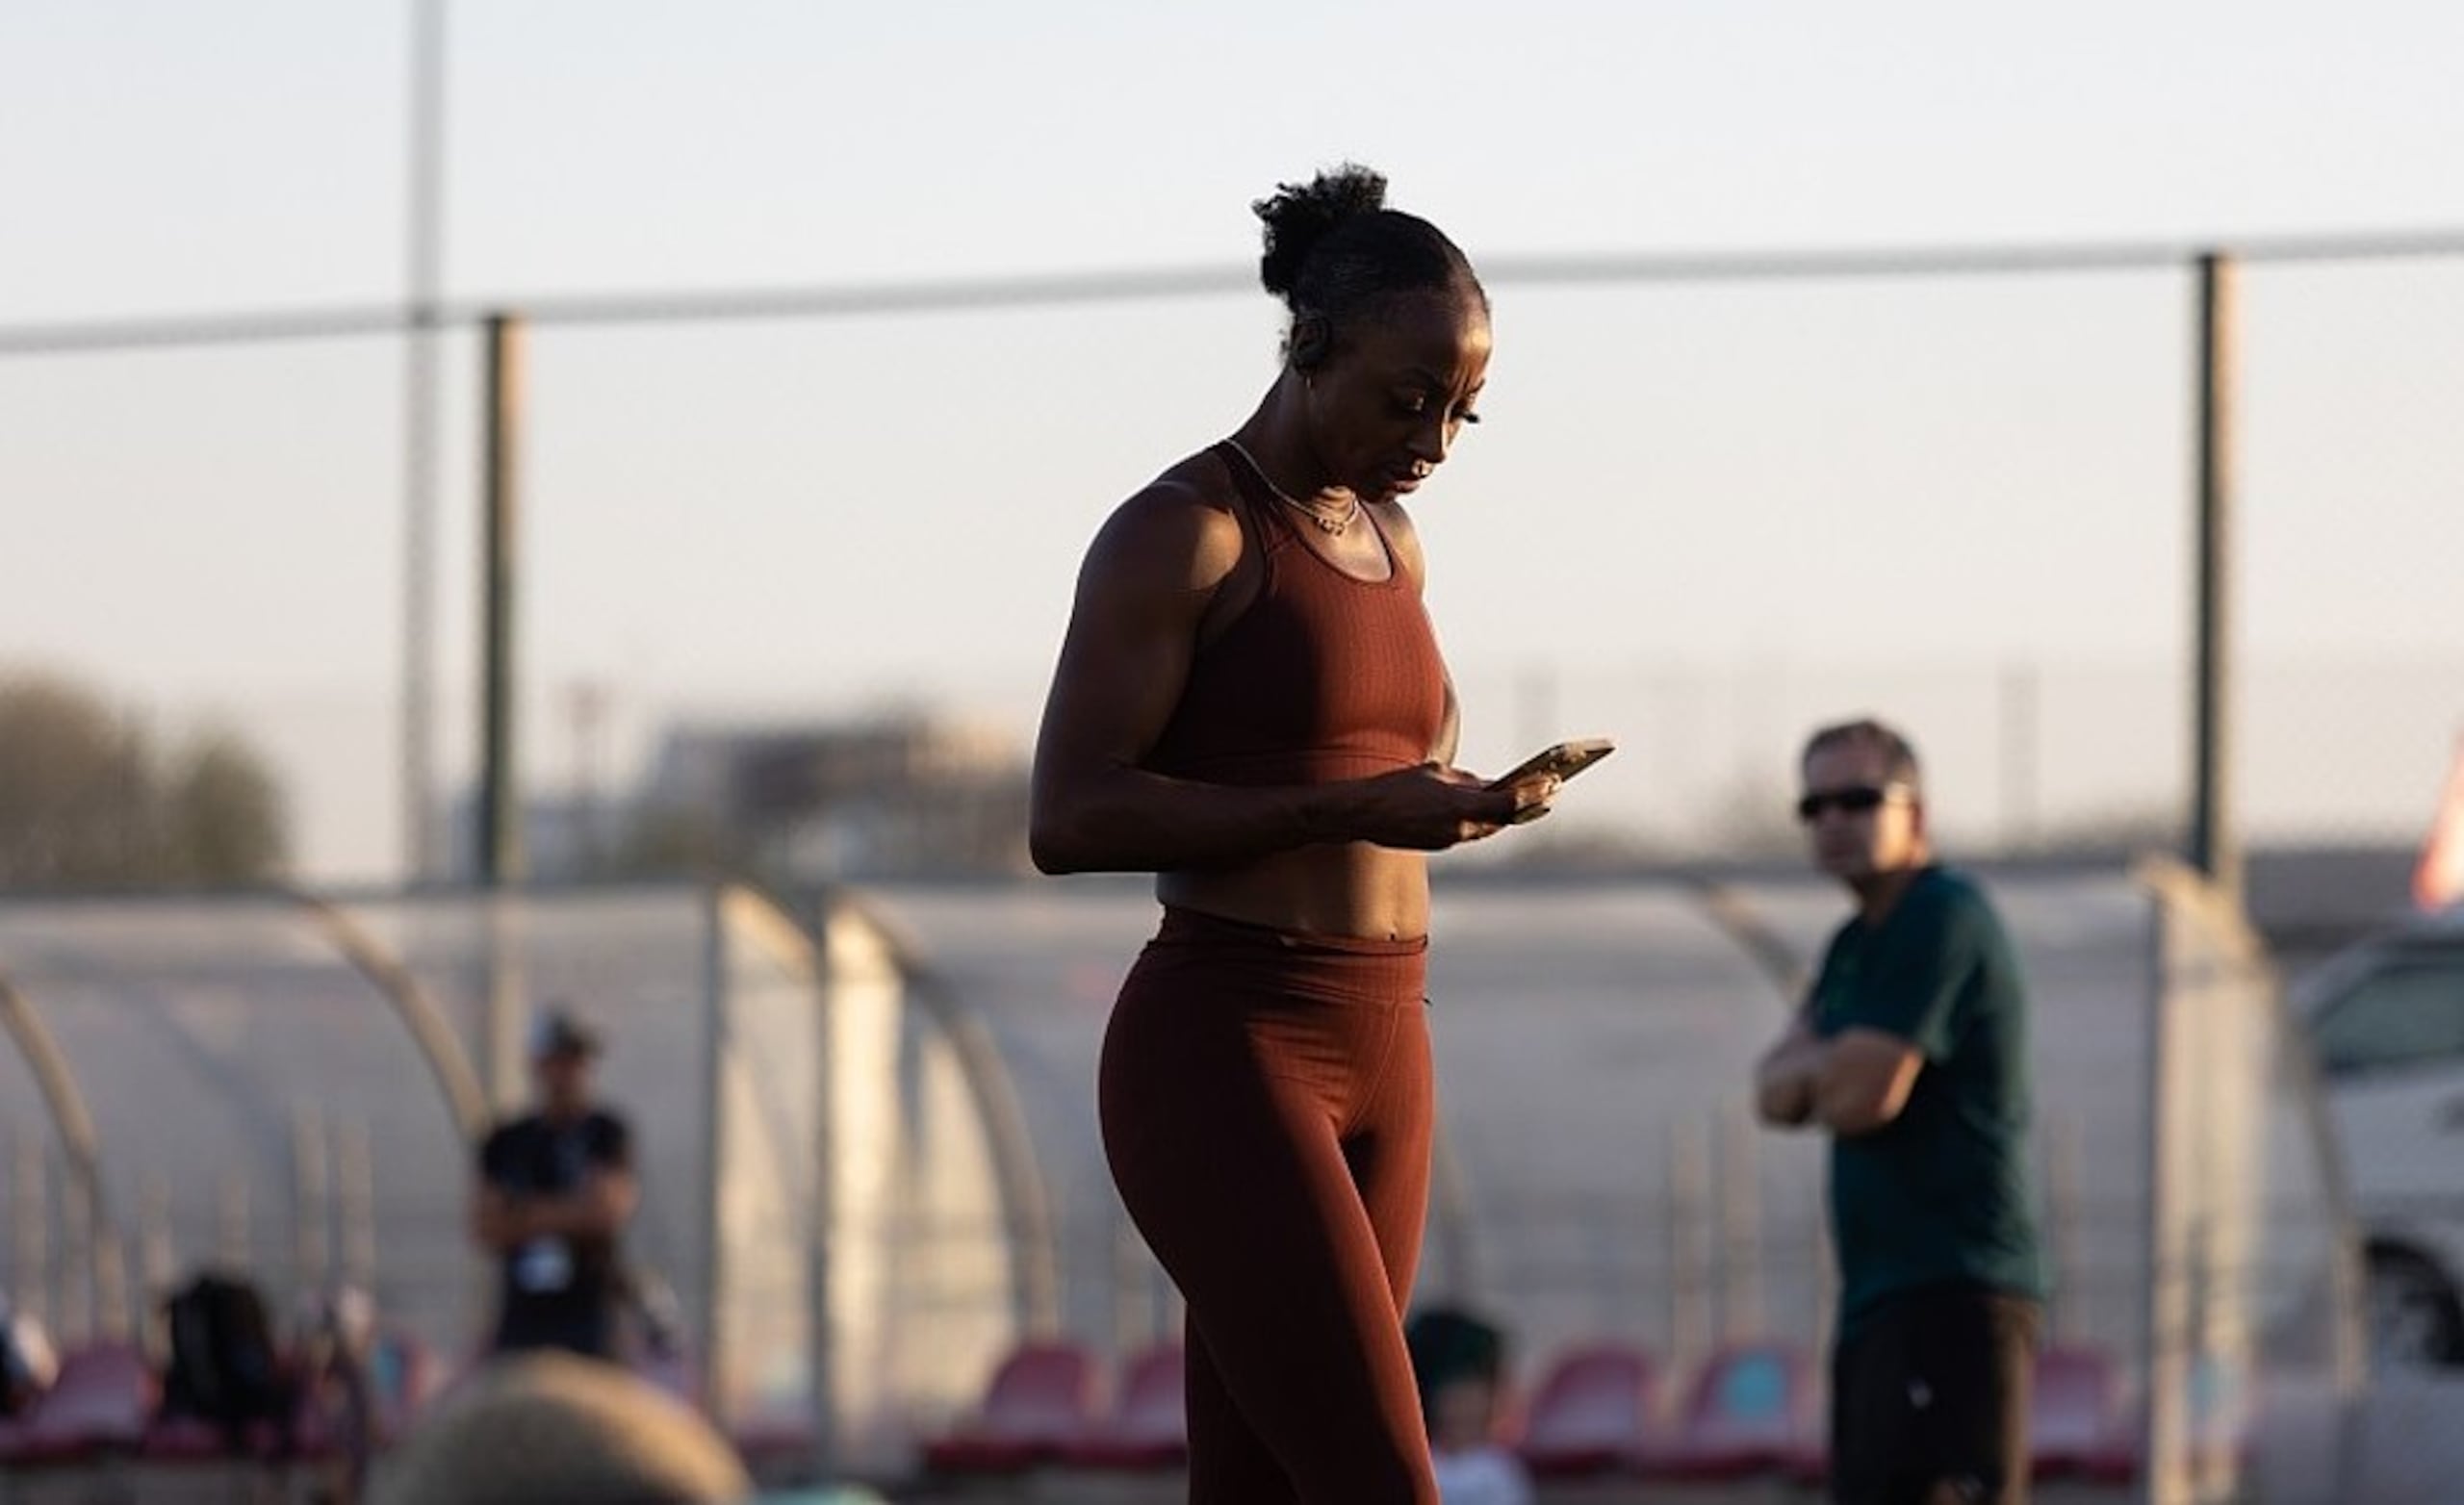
[{"xmin": 1795, "ymin": 784, "xmax": 1907, "ymax": 822}]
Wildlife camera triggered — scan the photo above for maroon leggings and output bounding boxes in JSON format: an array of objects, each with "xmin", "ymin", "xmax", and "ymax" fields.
[{"xmin": 1099, "ymin": 905, "xmax": 1439, "ymax": 1505}]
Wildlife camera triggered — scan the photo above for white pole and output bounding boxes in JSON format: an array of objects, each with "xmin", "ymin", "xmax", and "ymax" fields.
[
  {"xmin": 218, "ymin": 1170, "xmax": 253, "ymax": 1272},
  {"xmin": 13, "ymin": 1136, "xmax": 48, "ymax": 1323},
  {"xmin": 2142, "ymin": 897, "xmax": 2189, "ymax": 1505},
  {"xmin": 1716, "ymin": 1103, "xmax": 1764, "ymax": 1340},
  {"xmin": 294, "ymin": 1103, "xmax": 332, "ymax": 1298},
  {"xmin": 338, "ymin": 1120, "xmax": 378, "ymax": 1291},
  {"xmin": 699, "ymin": 887, "xmax": 730, "ymax": 1426},
  {"xmin": 1665, "ymin": 1116, "xmax": 1708, "ymax": 1372},
  {"xmin": 141, "ymin": 1171, "xmax": 176, "ymax": 1300},
  {"xmin": 2043, "ymin": 1110, "xmax": 2087, "ymax": 1349}
]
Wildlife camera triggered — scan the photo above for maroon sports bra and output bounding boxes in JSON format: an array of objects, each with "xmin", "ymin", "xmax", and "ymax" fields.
[{"xmin": 1141, "ymin": 442, "xmax": 1450, "ymax": 786}]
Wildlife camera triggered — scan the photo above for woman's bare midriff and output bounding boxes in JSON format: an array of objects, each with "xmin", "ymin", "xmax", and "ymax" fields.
[{"xmin": 1156, "ymin": 842, "xmax": 1431, "ymax": 942}]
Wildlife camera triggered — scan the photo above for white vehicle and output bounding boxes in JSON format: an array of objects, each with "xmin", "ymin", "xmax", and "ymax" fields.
[{"xmin": 2294, "ymin": 906, "xmax": 2464, "ymax": 1368}]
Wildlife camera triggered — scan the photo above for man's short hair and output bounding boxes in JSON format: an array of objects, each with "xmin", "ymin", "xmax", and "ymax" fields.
[
  {"xmin": 369, "ymin": 1353, "xmax": 750, "ymax": 1505},
  {"xmin": 529, "ymin": 1006, "xmax": 605, "ymax": 1063},
  {"xmin": 1801, "ymin": 718, "xmax": 1922, "ymax": 793}
]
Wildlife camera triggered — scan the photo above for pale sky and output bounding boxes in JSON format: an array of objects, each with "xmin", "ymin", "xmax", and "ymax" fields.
[{"xmin": 4, "ymin": 2, "xmax": 2461, "ymax": 880}]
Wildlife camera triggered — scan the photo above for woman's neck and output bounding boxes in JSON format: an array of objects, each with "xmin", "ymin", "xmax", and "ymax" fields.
[{"xmin": 1236, "ymin": 379, "xmax": 1342, "ymax": 504}]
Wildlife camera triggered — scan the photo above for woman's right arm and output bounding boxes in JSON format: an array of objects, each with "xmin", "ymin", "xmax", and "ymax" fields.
[{"xmin": 1029, "ymin": 482, "xmax": 1527, "ymax": 875}]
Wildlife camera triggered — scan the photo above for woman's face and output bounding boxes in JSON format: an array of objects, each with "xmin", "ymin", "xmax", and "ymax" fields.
[{"xmin": 1305, "ymin": 290, "xmax": 1490, "ymax": 503}]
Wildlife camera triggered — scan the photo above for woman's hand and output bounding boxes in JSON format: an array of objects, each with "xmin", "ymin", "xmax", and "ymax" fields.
[{"xmin": 1348, "ymin": 763, "xmax": 1556, "ymax": 851}]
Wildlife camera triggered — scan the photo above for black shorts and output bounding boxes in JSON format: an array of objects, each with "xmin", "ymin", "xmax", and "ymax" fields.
[{"xmin": 1831, "ymin": 1285, "xmax": 2040, "ymax": 1505}]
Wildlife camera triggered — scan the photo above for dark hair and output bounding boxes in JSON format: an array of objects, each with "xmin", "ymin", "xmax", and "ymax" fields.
[
  {"xmin": 1405, "ymin": 1304, "xmax": 1506, "ymax": 1403},
  {"xmin": 1802, "ymin": 718, "xmax": 1922, "ymax": 793},
  {"xmin": 1252, "ymin": 164, "xmax": 1486, "ymax": 345}
]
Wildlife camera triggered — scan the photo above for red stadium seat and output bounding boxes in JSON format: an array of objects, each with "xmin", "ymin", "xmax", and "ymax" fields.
[
  {"xmin": 10, "ymin": 1341, "xmax": 157, "ymax": 1466},
  {"xmin": 2084, "ymin": 1425, "xmax": 2143, "ymax": 1484},
  {"xmin": 1065, "ymin": 1340, "xmax": 1188, "ymax": 1470},
  {"xmin": 2032, "ymin": 1343, "xmax": 2124, "ymax": 1479},
  {"xmin": 919, "ymin": 1339, "xmax": 1100, "ymax": 1475},
  {"xmin": 139, "ymin": 1411, "xmax": 245, "ymax": 1461},
  {"xmin": 1511, "ymin": 1340, "xmax": 1659, "ymax": 1478},
  {"xmin": 1645, "ymin": 1340, "xmax": 1817, "ymax": 1480}
]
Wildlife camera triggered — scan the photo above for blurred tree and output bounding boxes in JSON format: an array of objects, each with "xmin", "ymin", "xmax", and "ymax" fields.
[
  {"xmin": 0, "ymin": 671, "xmax": 289, "ymax": 888},
  {"xmin": 159, "ymin": 729, "xmax": 288, "ymax": 884}
]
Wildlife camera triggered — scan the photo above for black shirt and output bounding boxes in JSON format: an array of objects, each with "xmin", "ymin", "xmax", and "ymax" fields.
[{"xmin": 477, "ymin": 1109, "xmax": 632, "ymax": 1343}]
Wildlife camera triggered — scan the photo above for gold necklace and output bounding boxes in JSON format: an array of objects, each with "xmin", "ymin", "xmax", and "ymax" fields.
[{"xmin": 1224, "ymin": 439, "xmax": 1360, "ymax": 536}]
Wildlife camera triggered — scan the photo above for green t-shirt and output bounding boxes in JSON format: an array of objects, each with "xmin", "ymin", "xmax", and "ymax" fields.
[{"xmin": 1812, "ymin": 865, "xmax": 2045, "ymax": 1335}]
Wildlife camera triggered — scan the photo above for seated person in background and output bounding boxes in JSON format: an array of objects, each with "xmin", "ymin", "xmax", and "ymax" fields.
[
  {"xmin": 1406, "ymin": 1305, "xmax": 1534, "ymax": 1505},
  {"xmin": 368, "ymin": 1351, "xmax": 750, "ymax": 1505},
  {"xmin": 0, "ymin": 1293, "xmax": 57, "ymax": 1417}
]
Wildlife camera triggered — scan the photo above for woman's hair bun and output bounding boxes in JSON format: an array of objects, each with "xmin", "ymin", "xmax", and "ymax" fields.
[{"xmin": 1254, "ymin": 164, "xmax": 1389, "ymax": 301}]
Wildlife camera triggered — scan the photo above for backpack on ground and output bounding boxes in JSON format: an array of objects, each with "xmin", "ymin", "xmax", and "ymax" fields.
[{"xmin": 161, "ymin": 1271, "xmax": 292, "ymax": 1449}]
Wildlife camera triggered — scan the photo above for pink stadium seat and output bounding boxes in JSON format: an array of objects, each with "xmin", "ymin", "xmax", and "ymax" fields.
[
  {"xmin": 920, "ymin": 1339, "xmax": 1099, "ymax": 1475},
  {"xmin": 139, "ymin": 1411, "xmax": 243, "ymax": 1461},
  {"xmin": 2084, "ymin": 1422, "xmax": 2143, "ymax": 1483},
  {"xmin": 1644, "ymin": 1340, "xmax": 1817, "ymax": 1480},
  {"xmin": 1065, "ymin": 1340, "xmax": 1188, "ymax": 1470},
  {"xmin": 10, "ymin": 1340, "xmax": 157, "ymax": 1466},
  {"xmin": 2032, "ymin": 1343, "xmax": 2124, "ymax": 1478},
  {"xmin": 144, "ymin": 1374, "xmax": 299, "ymax": 1464},
  {"xmin": 1511, "ymin": 1341, "xmax": 1659, "ymax": 1478}
]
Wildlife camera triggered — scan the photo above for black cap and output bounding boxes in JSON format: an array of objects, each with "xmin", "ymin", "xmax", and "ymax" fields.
[{"xmin": 527, "ymin": 1008, "xmax": 604, "ymax": 1062}]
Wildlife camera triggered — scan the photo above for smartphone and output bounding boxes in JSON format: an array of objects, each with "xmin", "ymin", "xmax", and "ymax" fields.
[{"xmin": 1488, "ymin": 738, "xmax": 1615, "ymax": 821}]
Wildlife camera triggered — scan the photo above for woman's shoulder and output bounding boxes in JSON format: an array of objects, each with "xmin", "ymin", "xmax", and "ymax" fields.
[
  {"xmin": 1082, "ymin": 448, "xmax": 1250, "ymax": 588},
  {"xmin": 1139, "ymin": 446, "xmax": 1243, "ymax": 520}
]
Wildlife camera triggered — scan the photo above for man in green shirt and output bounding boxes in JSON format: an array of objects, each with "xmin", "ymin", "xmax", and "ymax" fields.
[{"xmin": 1755, "ymin": 719, "xmax": 2045, "ymax": 1505}]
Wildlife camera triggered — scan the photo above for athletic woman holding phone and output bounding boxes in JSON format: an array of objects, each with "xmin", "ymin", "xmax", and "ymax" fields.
[{"xmin": 1029, "ymin": 165, "xmax": 1556, "ymax": 1503}]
